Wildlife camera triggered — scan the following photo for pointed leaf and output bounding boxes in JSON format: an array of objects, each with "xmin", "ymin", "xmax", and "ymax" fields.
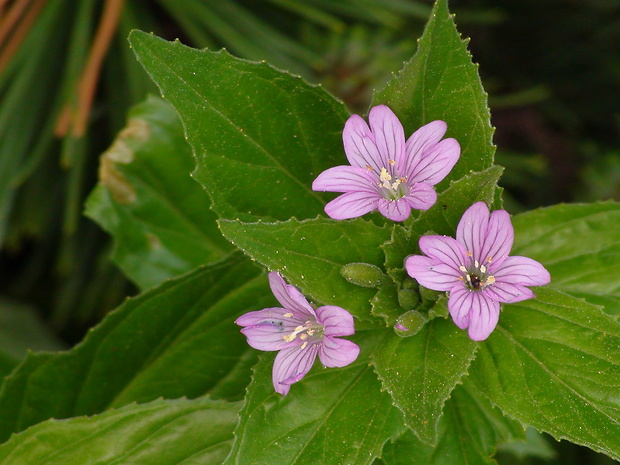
[
  {"xmin": 219, "ymin": 217, "xmax": 392, "ymax": 319},
  {"xmin": 470, "ymin": 287, "xmax": 620, "ymax": 461},
  {"xmin": 0, "ymin": 254, "xmax": 270, "ymax": 442},
  {"xmin": 0, "ymin": 397, "xmax": 240, "ymax": 465},
  {"xmin": 129, "ymin": 30, "xmax": 350, "ymax": 222},
  {"xmin": 86, "ymin": 96, "xmax": 232, "ymax": 289}
]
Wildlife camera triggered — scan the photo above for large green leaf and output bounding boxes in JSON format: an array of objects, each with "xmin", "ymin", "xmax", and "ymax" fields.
[
  {"xmin": 85, "ymin": 95, "xmax": 232, "ymax": 290},
  {"xmin": 378, "ymin": 379, "xmax": 524, "ymax": 465},
  {"xmin": 371, "ymin": 303, "xmax": 478, "ymax": 445},
  {"xmin": 0, "ymin": 396, "xmax": 239, "ymax": 465},
  {"xmin": 471, "ymin": 287, "xmax": 620, "ymax": 461},
  {"xmin": 226, "ymin": 331, "xmax": 405, "ymax": 465},
  {"xmin": 0, "ymin": 254, "xmax": 270, "ymax": 443},
  {"xmin": 129, "ymin": 30, "xmax": 350, "ymax": 222},
  {"xmin": 511, "ymin": 202, "xmax": 620, "ymax": 313},
  {"xmin": 219, "ymin": 217, "xmax": 391, "ymax": 319},
  {"xmin": 373, "ymin": 0, "xmax": 494, "ymax": 186}
]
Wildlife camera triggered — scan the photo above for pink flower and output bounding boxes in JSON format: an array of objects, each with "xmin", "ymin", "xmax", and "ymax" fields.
[
  {"xmin": 236, "ymin": 272, "xmax": 360, "ymax": 395},
  {"xmin": 405, "ymin": 202, "xmax": 551, "ymax": 341},
  {"xmin": 312, "ymin": 105, "xmax": 460, "ymax": 221}
]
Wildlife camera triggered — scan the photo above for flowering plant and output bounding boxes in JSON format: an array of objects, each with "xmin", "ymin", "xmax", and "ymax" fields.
[{"xmin": 0, "ymin": 1, "xmax": 618, "ymax": 464}]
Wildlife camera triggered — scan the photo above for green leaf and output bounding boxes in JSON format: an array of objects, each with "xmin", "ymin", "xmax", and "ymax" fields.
[
  {"xmin": 511, "ymin": 202, "xmax": 620, "ymax": 313},
  {"xmin": 371, "ymin": 301, "xmax": 478, "ymax": 444},
  {"xmin": 0, "ymin": 254, "xmax": 270, "ymax": 442},
  {"xmin": 226, "ymin": 331, "xmax": 405, "ymax": 465},
  {"xmin": 0, "ymin": 396, "xmax": 240, "ymax": 465},
  {"xmin": 373, "ymin": 0, "xmax": 495, "ymax": 186},
  {"xmin": 379, "ymin": 379, "xmax": 524, "ymax": 465},
  {"xmin": 470, "ymin": 287, "xmax": 620, "ymax": 461},
  {"xmin": 129, "ymin": 30, "xmax": 350, "ymax": 222},
  {"xmin": 85, "ymin": 95, "xmax": 232, "ymax": 290},
  {"xmin": 219, "ymin": 217, "xmax": 392, "ymax": 319}
]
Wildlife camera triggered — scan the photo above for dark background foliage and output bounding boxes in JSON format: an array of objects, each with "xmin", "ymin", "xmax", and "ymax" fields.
[{"xmin": 0, "ymin": 0, "xmax": 618, "ymax": 462}]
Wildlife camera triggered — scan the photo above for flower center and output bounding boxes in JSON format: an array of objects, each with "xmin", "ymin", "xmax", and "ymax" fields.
[
  {"xmin": 373, "ymin": 160, "xmax": 408, "ymax": 200},
  {"xmin": 281, "ymin": 318, "xmax": 324, "ymax": 348},
  {"xmin": 459, "ymin": 253, "xmax": 496, "ymax": 291}
]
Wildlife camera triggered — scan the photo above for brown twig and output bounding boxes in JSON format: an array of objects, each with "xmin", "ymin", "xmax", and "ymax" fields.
[
  {"xmin": 0, "ymin": 0, "xmax": 33, "ymax": 48},
  {"xmin": 0, "ymin": 0, "xmax": 45, "ymax": 73}
]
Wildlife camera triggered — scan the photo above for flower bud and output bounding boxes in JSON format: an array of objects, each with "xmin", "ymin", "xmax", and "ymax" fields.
[{"xmin": 340, "ymin": 263, "xmax": 387, "ymax": 288}]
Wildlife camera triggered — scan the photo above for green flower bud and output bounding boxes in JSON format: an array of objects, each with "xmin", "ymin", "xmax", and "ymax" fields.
[
  {"xmin": 394, "ymin": 310, "xmax": 426, "ymax": 337},
  {"xmin": 340, "ymin": 263, "xmax": 387, "ymax": 288}
]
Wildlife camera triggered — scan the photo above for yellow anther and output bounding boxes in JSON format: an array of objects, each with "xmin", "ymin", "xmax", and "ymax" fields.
[
  {"xmin": 486, "ymin": 275, "xmax": 496, "ymax": 285},
  {"xmin": 283, "ymin": 312, "xmax": 293, "ymax": 318},
  {"xmin": 366, "ymin": 164, "xmax": 373, "ymax": 171},
  {"xmin": 379, "ymin": 167, "xmax": 392, "ymax": 182},
  {"xmin": 459, "ymin": 265, "xmax": 468, "ymax": 273},
  {"xmin": 300, "ymin": 341, "xmax": 308, "ymax": 349},
  {"xmin": 474, "ymin": 260, "xmax": 480, "ymax": 268},
  {"xmin": 388, "ymin": 159, "xmax": 396, "ymax": 165},
  {"xmin": 300, "ymin": 333, "xmax": 308, "ymax": 340},
  {"xmin": 480, "ymin": 264, "xmax": 487, "ymax": 273},
  {"xmin": 487, "ymin": 256, "xmax": 493, "ymax": 263},
  {"xmin": 467, "ymin": 251, "xmax": 473, "ymax": 257}
]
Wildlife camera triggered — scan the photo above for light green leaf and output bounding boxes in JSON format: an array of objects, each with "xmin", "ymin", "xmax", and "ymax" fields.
[
  {"xmin": 373, "ymin": 0, "xmax": 495, "ymax": 187},
  {"xmin": 226, "ymin": 331, "xmax": 405, "ymax": 465},
  {"xmin": 371, "ymin": 301, "xmax": 478, "ymax": 445},
  {"xmin": 129, "ymin": 30, "xmax": 350, "ymax": 222},
  {"xmin": 0, "ymin": 396, "xmax": 240, "ymax": 465},
  {"xmin": 85, "ymin": 95, "xmax": 232, "ymax": 290},
  {"xmin": 470, "ymin": 287, "xmax": 620, "ymax": 461},
  {"xmin": 219, "ymin": 217, "xmax": 392, "ymax": 319},
  {"xmin": 379, "ymin": 379, "xmax": 524, "ymax": 465},
  {"xmin": 511, "ymin": 202, "xmax": 620, "ymax": 313},
  {"xmin": 0, "ymin": 254, "xmax": 269, "ymax": 443}
]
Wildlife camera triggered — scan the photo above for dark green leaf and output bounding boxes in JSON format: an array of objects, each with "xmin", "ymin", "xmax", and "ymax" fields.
[
  {"xmin": 226, "ymin": 331, "xmax": 405, "ymax": 465},
  {"xmin": 511, "ymin": 202, "xmax": 620, "ymax": 313},
  {"xmin": 379, "ymin": 379, "xmax": 524, "ymax": 465},
  {"xmin": 0, "ymin": 396, "xmax": 240, "ymax": 465},
  {"xmin": 219, "ymin": 217, "xmax": 392, "ymax": 319},
  {"xmin": 85, "ymin": 96, "xmax": 232, "ymax": 290},
  {"xmin": 373, "ymin": 0, "xmax": 495, "ymax": 187},
  {"xmin": 0, "ymin": 254, "xmax": 269, "ymax": 442},
  {"xmin": 470, "ymin": 287, "xmax": 620, "ymax": 461},
  {"xmin": 372, "ymin": 302, "xmax": 478, "ymax": 444},
  {"xmin": 129, "ymin": 30, "xmax": 350, "ymax": 222}
]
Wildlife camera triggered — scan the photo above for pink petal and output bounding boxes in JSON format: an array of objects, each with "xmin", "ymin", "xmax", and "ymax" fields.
[
  {"xmin": 400, "ymin": 120, "xmax": 448, "ymax": 175},
  {"xmin": 235, "ymin": 307, "xmax": 301, "ymax": 327},
  {"xmin": 240, "ymin": 323, "xmax": 299, "ymax": 351},
  {"xmin": 268, "ymin": 272, "xmax": 316, "ymax": 319},
  {"xmin": 479, "ymin": 209, "xmax": 514, "ymax": 267},
  {"xmin": 368, "ymin": 105, "xmax": 405, "ymax": 167},
  {"xmin": 492, "ymin": 256, "xmax": 551, "ymax": 286},
  {"xmin": 316, "ymin": 305, "xmax": 355, "ymax": 337},
  {"xmin": 456, "ymin": 202, "xmax": 490, "ymax": 257},
  {"xmin": 466, "ymin": 293, "xmax": 500, "ymax": 341},
  {"xmin": 405, "ymin": 255, "xmax": 461, "ymax": 292},
  {"xmin": 448, "ymin": 285, "xmax": 473, "ymax": 329},
  {"xmin": 404, "ymin": 182, "xmax": 437, "ymax": 211},
  {"xmin": 272, "ymin": 344, "xmax": 319, "ymax": 395},
  {"xmin": 377, "ymin": 198, "xmax": 412, "ymax": 221},
  {"xmin": 406, "ymin": 138, "xmax": 460, "ymax": 186},
  {"xmin": 418, "ymin": 235, "xmax": 468, "ymax": 273},
  {"xmin": 319, "ymin": 337, "xmax": 360, "ymax": 367},
  {"xmin": 312, "ymin": 166, "xmax": 376, "ymax": 193},
  {"xmin": 343, "ymin": 114, "xmax": 383, "ymax": 172},
  {"xmin": 324, "ymin": 191, "xmax": 379, "ymax": 220},
  {"xmin": 484, "ymin": 282, "xmax": 535, "ymax": 304}
]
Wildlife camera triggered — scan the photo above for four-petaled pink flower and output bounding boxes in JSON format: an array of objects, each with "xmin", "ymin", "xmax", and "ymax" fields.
[
  {"xmin": 235, "ymin": 272, "xmax": 360, "ymax": 395},
  {"xmin": 405, "ymin": 202, "xmax": 551, "ymax": 341},
  {"xmin": 312, "ymin": 105, "xmax": 460, "ymax": 222}
]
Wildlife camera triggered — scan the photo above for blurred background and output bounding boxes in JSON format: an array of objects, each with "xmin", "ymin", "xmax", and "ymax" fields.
[{"xmin": 0, "ymin": 0, "xmax": 618, "ymax": 463}]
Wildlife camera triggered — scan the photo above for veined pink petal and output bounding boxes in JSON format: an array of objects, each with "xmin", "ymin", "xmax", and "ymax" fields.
[
  {"xmin": 268, "ymin": 272, "xmax": 316, "ymax": 318},
  {"xmin": 240, "ymin": 323, "xmax": 298, "ymax": 351},
  {"xmin": 484, "ymin": 282, "xmax": 535, "ymax": 304},
  {"xmin": 407, "ymin": 138, "xmax": 460, "ymax": 186},
  {"xmin": 316, "ymin": 305, "xmax": 355, "ymax": 337},
  {"xmin": 400, "ymin": 120, "xmax": 448, "ymax": 174},
  {"xmin": 343, "ymin": 114, "xmax": 383, "ymax": 172},
  {"xmin": 324, "ymin": 191, "xmax": 379, "ymax": 220},
  {"xmin": 466, "ymin": 292, "xmax": 500, "ymax": 341},
  {"xmin": 368, "ymin": 105, "xmax": 405, "ymax": 167},
  {"xmin": 418, "ymin": 235, "xmax": 468, "ymax": 272},
  {"xmin": 405, "ymin": 255, "xmax": 461, "ymax": 291},
  {"xmin": 479, "ymin": 209, "xmax": 513, "ymax": 266},
  {"xmin": 319, "ymin": 337, "xmax": 360, "ymax": 367},
  {"xmin": 378, "ymin": 198, "xmax": 412, "ymax": 221},
  {"xmin": 448, "ymin": 285, "xmax": 473, "ymax": 329},
  {"xmin": 492, "ymin": 256, "xmax": 551, "ymax": 286},
  {"xmin": 405, "ymin": 182, "xmax": 437, "ymax": 211},
  {"xmin": 235, "ymin": 307, "xmax": 302, "ymax": 327},
  {"xmin": 272, "ymin": 344, "xmax": 319, "ymax": 395},
  {"xmin": 456, "ymin": 202, "xmax": 489, "ymax": 258},
  {"xmin": 312, "ymin": 166, "xmax": 376, "ymax": 193}
]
